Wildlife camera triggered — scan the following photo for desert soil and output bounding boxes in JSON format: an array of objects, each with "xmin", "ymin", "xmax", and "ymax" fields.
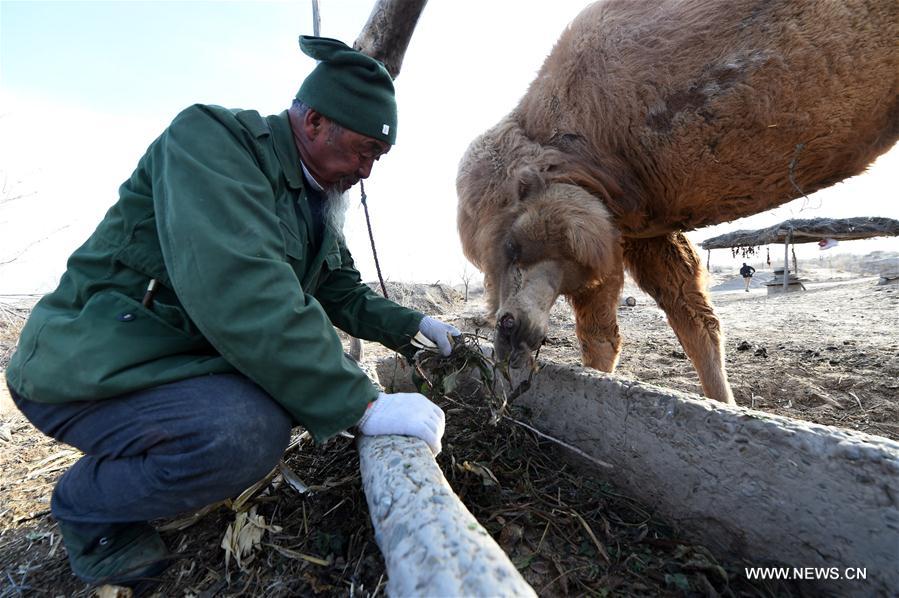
[
  {"xmin": 535, "ymin": 268, "xmax": 899, "ymax": 441},
  {"xmin": 1, "ymin": 270, "xmax": 896, "ymax": 596}
]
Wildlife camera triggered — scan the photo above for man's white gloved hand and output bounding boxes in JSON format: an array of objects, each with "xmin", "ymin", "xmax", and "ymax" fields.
[
  {"xmin": 417, "ymin": 316, "xmax": 462, "ymax": 356},
  {"xmin": 357, "ymin": 392, "xmax": 446, "ymax": 455}
]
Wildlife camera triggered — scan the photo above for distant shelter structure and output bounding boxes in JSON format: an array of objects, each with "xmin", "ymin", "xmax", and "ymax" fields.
[{"xmin": 700, "ymin": 217, "xmax": 899, "ymax": 294}]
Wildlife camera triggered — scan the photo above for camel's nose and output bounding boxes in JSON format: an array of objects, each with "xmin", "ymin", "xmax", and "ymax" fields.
[{"xmin": 497, "ymin": 313, "xmax": 519, "ymax": 340}]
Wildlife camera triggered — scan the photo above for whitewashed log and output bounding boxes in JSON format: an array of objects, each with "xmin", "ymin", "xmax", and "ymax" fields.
[
  {"xmin": 376, "ymin": 356, "xmax": 899, "ymax": 597},
  {"xmin": 357, "ymin": 435, "xmax": 536, "ymax": 598}
]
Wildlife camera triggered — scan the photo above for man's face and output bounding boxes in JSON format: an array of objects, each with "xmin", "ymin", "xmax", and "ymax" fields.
[{"xmin": 303, "ymin": 112, "xmax": 391, "ymax": 193}]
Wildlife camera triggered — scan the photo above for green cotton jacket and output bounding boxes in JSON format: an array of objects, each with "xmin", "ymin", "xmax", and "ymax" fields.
[{"xmin": 6, "ymin": 104, "xmax": 425, "ymax": 442}]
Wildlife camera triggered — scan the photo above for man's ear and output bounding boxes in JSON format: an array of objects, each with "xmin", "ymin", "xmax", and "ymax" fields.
[{"xmin": 304, "ymin": 109, "xmax": 325, "ymax": 140}]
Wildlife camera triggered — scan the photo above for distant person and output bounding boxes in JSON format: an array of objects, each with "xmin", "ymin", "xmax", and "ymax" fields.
[
  {"xmin": 740, "ymin": 262, "xmax": 756, "ymax": 292},
  {"xmin": 5, "ymin": 36, "xmax": 459, "ymax": 589}
]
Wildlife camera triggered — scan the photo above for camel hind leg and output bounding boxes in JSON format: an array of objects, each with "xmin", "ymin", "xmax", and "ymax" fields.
[
  {"xmin": 623, "ymin": 233, "xmax": 735, "ymax": 404},
  {"xmin": 569, "ymin": 259, "xmax": 625, "ymax": 372}
]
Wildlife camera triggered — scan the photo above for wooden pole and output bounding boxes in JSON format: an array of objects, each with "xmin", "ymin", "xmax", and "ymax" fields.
[
  {"xmin": 783, "ymin": 229, "xmax": 791, "ymax": 290},
  {"xmin": 311, "ymin": 0, "xmax": 321, "ymax": 36}
]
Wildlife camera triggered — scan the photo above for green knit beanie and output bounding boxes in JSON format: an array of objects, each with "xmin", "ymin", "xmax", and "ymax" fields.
[{"xmin": 297, "ymin": 36, "xmax": 397, "ymax": 145}]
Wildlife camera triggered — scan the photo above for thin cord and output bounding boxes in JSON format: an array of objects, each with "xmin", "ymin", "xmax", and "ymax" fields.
[{"xmin": 360, "ymin": 181, "xmax": 390, "ymax": 299}]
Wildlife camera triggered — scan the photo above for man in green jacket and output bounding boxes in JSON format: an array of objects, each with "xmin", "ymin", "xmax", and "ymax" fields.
[{"xmin": 5, "ymin": 36, "xmax": 459, "ymax": 588}]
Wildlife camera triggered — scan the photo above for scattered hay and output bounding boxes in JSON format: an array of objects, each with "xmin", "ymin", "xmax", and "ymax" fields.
[
  {"xmin": 220, "ymin": 505, "xmax": 279, "ymax": 571},
  {"xmin": 0, "ymin": 309, "xmax": 805, "ymax": 596},
  {"xmin": 412, "ymin": 332, "xmax": 521, "ymax": 424},
  {"xmin": 0, "ymin": 355, "xmax": 805, "ymax": 597}
]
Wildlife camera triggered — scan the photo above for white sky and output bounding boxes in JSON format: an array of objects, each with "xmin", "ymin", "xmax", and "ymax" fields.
[{"xmin": 1, "ymin": 1, "xmax": 897, "ymax": 295}]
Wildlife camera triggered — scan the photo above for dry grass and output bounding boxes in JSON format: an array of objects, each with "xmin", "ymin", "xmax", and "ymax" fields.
[{"xmin": 0, "ymin": 299, "xmax": 30, "ymax": 371}]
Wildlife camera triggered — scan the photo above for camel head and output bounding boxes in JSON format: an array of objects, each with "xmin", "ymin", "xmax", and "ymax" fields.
[{"xmin": 457, "ymin": 121, "xmax": 621, "ymax": 368}]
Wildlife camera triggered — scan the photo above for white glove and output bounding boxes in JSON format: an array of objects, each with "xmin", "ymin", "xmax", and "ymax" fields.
[
  {"xmin": 357, "ymin": 392, "xmax": 446, "ymax": 455},
  {"xmin": 416, "ymin": 316, "xmax": 461, "ymax": 356}
]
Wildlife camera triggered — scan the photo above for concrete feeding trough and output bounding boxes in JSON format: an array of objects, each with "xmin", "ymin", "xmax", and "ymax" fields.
[{"xmin": 375, "ymin": 356, "xmax": 899, "ymax": 597}]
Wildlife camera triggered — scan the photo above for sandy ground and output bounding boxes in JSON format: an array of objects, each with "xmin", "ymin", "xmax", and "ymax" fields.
[
  {"xmin": 0, "ymin": 386, "xmax": 14, "ymax": 416},
  {"xmin": 600, "ymin": 270, "xmax": 897, "ymax": 440}
]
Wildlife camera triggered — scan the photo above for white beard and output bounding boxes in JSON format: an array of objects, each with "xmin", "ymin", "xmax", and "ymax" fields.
[{"xmin": 323, "ymin": 188, "xmax": 350, "ymax": 235}]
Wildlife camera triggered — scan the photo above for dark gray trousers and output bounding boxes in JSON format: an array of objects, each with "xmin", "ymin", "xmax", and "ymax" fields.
[{"xmin": 10, "ymin": 374, "xmax": 292, "ymax": 525}]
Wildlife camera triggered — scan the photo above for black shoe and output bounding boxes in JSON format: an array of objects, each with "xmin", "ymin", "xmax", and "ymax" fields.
[{"xmin": 57, "ymin": 520, "xmax": 172, "ymax": 590}]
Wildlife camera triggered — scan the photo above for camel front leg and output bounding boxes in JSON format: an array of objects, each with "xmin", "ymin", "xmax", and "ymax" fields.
[
  {"xmin": 569, "ymin": 264, "xmax": 625, "ymax": 372},
  {"xmin": 623, "ymin": 233, "xmax": 735, "ymax": 404}
]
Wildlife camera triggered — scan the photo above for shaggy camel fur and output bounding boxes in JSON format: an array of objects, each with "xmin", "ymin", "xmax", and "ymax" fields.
[{"xmin": 457, "ymin": 0, "xmax": 898, "ymax": 404}]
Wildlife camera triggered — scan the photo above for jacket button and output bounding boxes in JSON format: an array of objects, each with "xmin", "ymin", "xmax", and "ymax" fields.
[{"xmin": 117, "ymin": 312, "xmax": 136, "ymax": 322}]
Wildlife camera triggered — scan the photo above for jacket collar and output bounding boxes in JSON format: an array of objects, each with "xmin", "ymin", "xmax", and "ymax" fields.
[
  {"xmin": 268, "ymin": 110, "xmax": 305, "ymax": 191},
  {"xmin": 300, "ymin": 161, "xmax": 325, "ymax": 192}
]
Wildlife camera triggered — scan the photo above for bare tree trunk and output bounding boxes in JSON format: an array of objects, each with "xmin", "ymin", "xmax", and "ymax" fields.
[{"xmin": 354, "ymin": 0, "xmax": 428, "ymax": 79}]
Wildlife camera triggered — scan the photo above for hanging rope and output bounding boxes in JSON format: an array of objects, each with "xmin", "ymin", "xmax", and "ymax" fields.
[
  {"xmin": 360, "ymin": 181, "xmax": 390, "ymax": 299},
  {"xmin": 308, "ymin": 4, "xmax": 387, "ymax": 300}
]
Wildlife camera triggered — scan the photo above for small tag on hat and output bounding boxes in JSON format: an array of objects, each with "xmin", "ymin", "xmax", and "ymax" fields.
[{"xmin": 382, "ymin": 124, "xmax": 390, "ymax": 135}]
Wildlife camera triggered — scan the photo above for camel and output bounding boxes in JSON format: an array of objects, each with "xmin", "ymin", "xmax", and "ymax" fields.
[{"xmin": 456, "ymin": 0, "xmax": 898, "ymax": 404}]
